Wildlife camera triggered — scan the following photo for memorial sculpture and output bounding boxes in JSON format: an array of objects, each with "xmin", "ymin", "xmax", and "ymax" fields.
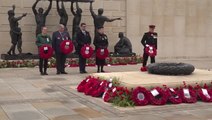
[
  {"xmin": 56, "ymin": 0, "xmax": 68, "ymax": 27},
  {"xmin": 7, "ymin": 5, "xmax": 27, "ymax": 55},
  {"xmin": 89, "ymin": 1, "xmax": 121, "ymax": 36},
  {"xmin": 32, "ymin": 0, "xmax": 52, "ymax": 36},
  {"xmin": 114, "ymin": 32, "xmax": 132, "ymax": 54}
]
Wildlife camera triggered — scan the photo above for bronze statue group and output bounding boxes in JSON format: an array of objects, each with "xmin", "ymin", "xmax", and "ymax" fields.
[{"xmin": 7, "ymin": 0, "xmax": 157, "ymax": 75}]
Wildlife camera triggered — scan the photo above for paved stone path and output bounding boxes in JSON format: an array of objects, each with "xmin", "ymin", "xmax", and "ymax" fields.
[{"xmin": 0, "ymin": 58, "xmax": 212, "ymax": 120}]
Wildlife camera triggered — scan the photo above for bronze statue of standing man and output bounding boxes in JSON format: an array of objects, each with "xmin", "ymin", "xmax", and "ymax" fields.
[
  {"xmin": 71, "ymin": 1, "xmax": 82, "ymax": 39},
  {"xmin": 71, "ymin": 1, "xmax": 82, "ymax": 54},
  {"xmin": 32, "ymin": 0, "xmax": 52, "ymax": 36},
  {"xmin": 56, "ymin": 0, "xmax": 68, "ymax": 27},
  {"xmin": 7, "ymin": 5, "xmax": 27, "ymax": 55},
  {"xmin": 89, "ymin": 1, "xmax": 121, "ymax": 35}
]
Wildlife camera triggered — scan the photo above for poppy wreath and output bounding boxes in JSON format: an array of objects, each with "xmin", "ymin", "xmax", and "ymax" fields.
[
  {"xmin": 80, "ymin": 45, "xmax": 94, "ymax": 58},
  {"xmin": 140, "ymin": 66, "xmax": 147, "ymax": 72},
  {"xmin": 39, "ymin": 45, "xmax": 53, "ymax": 59},
  {"xmin": 148, "ymin": 87, "xmax": 169, "ymax": 105},
  {"xmin": 84, "ymin": 78, "xmax": 100, "ymax": 95},
  {"xmin": 102, "ymin": 87, "xmax": 117, "ymax": 102},
  {"xmin": 197, "ymin": 88, "xmax": 212, "ymax": 102},
  {"xmin": 60, "ymin": 40, "xmax": 74, "ymax": 54},
  {"xmin": 131, "ymin": 87, "xmax": 149, "ymax": 106},
  {"xmin": 166, "ymin": 88, "xmax": 182, "ymax": 104},
  {"xmin": 85, "ymin": 80, "xmax": 101, "ymax": 96},
  {"xmin": 179, "ymin": 86, "xmax": 197, "ymax": 103},
  {"xmin": 91, "ymin": 80, "xmax": 109, "ymax": 97},
  {"xmin": 96, "ymin": 48, "xmax": 109, "ymax": 59},
  {"xmin": 77, "ymin": 76, "xmax": 92, "ymax": 92},
  {"xmin": 145, "ymin": 45, "xmax": 157, "ymax": 57}
]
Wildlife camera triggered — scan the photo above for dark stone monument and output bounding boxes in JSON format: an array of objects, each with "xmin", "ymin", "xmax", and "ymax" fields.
[
  {"xmin": 114, "ymin": 32, "xmax": 132, "ymax": 55},
  {"xmin": 56, "ymin": 0, "xmax": 68, "ymax": 27},
  {"xmin": 7, "ymin": 5, "xmax": 27, "ymax": 55},
  {"xmin": 32, "ymin": 0, "xmax": 52, "ymax": 36}
]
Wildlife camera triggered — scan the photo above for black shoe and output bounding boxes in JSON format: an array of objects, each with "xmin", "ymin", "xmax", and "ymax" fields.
[
  {"xmin": 40, "ymin": 72, "xmax": 45, "ymax": 75},
  {"xmin": 56, "ymin": 72, "xmax": 61, "ymax": 75},
  {"xmin": 101, "ymin": 70, "xmax": 105, "ymax": 72},
  {"xmin": 97, "ymin": 70, "xmax": 100, "ymax": 73},
  {"xmin": 61, "ymin": 72, "xmax": 68, "ymax": 74},
  {"xmin": 44, "ymin": 72, "xmax": 48, "ymax": 75},
  {"xmin": 80, "ymin": 71, "xmax": 87, "ymax": 74}
]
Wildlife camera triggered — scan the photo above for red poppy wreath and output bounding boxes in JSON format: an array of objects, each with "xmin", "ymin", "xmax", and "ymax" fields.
[
  {"xmin": 131, "ymin": 87, "xmax": 149, "ymax": 106},
  {"xmin": 96, "ymin": 48, "xmax": 109, "ymax": 59},
  {"xmin": 39, "ymin": 45, "xmax": 53, "ymax": 59},
  {"xmin": 60, "ymin": 40, "xmax": 74, "ymax": 54},
  {"xmin": 81, "ymin": 45, "xmax": 94, "ymax": 58}
]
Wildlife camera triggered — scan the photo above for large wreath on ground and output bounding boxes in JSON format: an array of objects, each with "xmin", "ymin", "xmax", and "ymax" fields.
[
  {"xmin": 147, "ymin": 63, "xmax": 195, "ymax": 75},
  {"xmin": 80, "ymin": 45, "xmax": 94, "ymax": 58},
  {"xmin": 39, "ymin": 45, "xmax": 53, "ymax": 59},
  {"xmin": 145, "ymin": 45, "xmax": 157, "ymax": 57},
  {"xmin": 166, "ymin": 88, "xmax": 182, "ymax": 104},
  {"xmin": 197, "ymin": 88, "xmax": 212, "ymax": 102},
  {"xmin": 148, "ymin": 87, "xmax": 169, "ymax": 105},
  {"xmin": 131, "ymin": 87, "xmax": 149, "ymax": 106},
  {"xmin": 96, "ymin": 48, "xmax": 109, "ymax": 59},
  {"xmin": 179, "ymin": 87, "xmax": 197, "ymax": 103},
  {"xmin": 60, "ymin": 40, "xmax": 74, "ymax": 54}
]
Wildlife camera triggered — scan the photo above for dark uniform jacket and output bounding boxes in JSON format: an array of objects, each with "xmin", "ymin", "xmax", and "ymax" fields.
[
  {"xmin": 141, "ymin": 32, "xmax": 157, "ymax": 49},
  {"xmin": 52, "ymin": 31, "xmax": 71, "ymax": 53},
  {"xmin": 93, "ymin": 33, "xmax": 108, "ymax": 49},
  {"xmin": 76, "ymin": 30, "xmax": 91, "ymax": 54}
]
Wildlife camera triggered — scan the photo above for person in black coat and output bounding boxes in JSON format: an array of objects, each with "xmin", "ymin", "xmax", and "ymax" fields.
[
  {"xmin": 76, "ymin": 23, "xmax": 91, "ymax": 74},
  {"xmin": 93, "ymin": 27, "xmax": 108, "ymax": 73},
  {"xmin": 52, "ymin": 24, "xmax": 71, "ymax": 74},
  {"xmin": 141, "ymin": 25, "xmax": 158, "ymax": 67}
]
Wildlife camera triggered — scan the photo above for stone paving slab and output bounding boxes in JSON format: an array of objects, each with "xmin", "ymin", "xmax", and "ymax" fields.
[
  {"xmin": 32, "ymin": 102, "xmax": 77, "ymax": 119},
  {"xmin": 1, "ymin": 103, "xmax": 48, "ymax": 120},
  {"xmin": 0, "ymin": 107, "xmax": 9, "ymax": 120}
]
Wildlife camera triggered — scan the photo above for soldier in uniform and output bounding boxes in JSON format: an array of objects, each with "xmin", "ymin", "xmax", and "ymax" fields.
[
  {"xmin": 36, "ymin": 26, "xmax": 52, "ymax": 75},
  {"xmin": 93, "ymin": 26, "xmax": 108, "ymax": 73},
  {"xmin": 141, "ymin": 25, "xmax": 158, "ymax": 68},
  {"xmin": 76, "ymin": 23, "xmax": 91, "ymax": 74}
]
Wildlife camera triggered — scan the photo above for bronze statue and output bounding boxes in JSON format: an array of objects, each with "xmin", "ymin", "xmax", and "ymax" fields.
[
  {"xmin": 89, "ymin": 1, "xmax": 121, "ymax": 35},
  {"xmin": 7, "ymin": 5, "xmax": 27, "ymax": 55},
  {"xmin": 56, "ymin": 0, "xmax": 68, "ymax": 27},
  {"xmin": 32, "ymin": 0, "xmax": 52, "ymax": 36},
  {"xmin": 114, "ymin": 32, "xmax": 132, "ymax": 54},
  {"xmin": 71, "ymin": 1, "xmax": 82, "ymax": 54},
  {"xmin": 71, "ymin": 1, "xmax": 82, "ymax": 38}
]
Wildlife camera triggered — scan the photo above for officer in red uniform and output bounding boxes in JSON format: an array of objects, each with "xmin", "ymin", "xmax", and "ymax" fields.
[{"xmin": 141, "ymin": 25, "xmax": 158, "ymax": 70}]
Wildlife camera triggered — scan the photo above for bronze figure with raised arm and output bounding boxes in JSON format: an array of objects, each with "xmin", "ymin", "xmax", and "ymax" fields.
[
  {"xmin": 32, "ymin": 0, "xmax": 52, "ymax": 36},
  {"xmin": 56, "ymin": 0, "xmax": 68, "ymax": 27}
]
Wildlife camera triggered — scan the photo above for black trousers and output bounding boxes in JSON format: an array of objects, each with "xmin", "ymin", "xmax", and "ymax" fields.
[
  {"xmin": 39, "ymin": 58, "xmax": 48, "ymax": 73},
  {"xmin": 143, "ymin": 52, "xmax": 155, "ymax": 67},
  {"xmin": 55, "ymin": 53, "xmax": 67, "ymax": 73},
  {"xmin": 79, "ymin": 54, "xmax": 86, "ymax": 72}
]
